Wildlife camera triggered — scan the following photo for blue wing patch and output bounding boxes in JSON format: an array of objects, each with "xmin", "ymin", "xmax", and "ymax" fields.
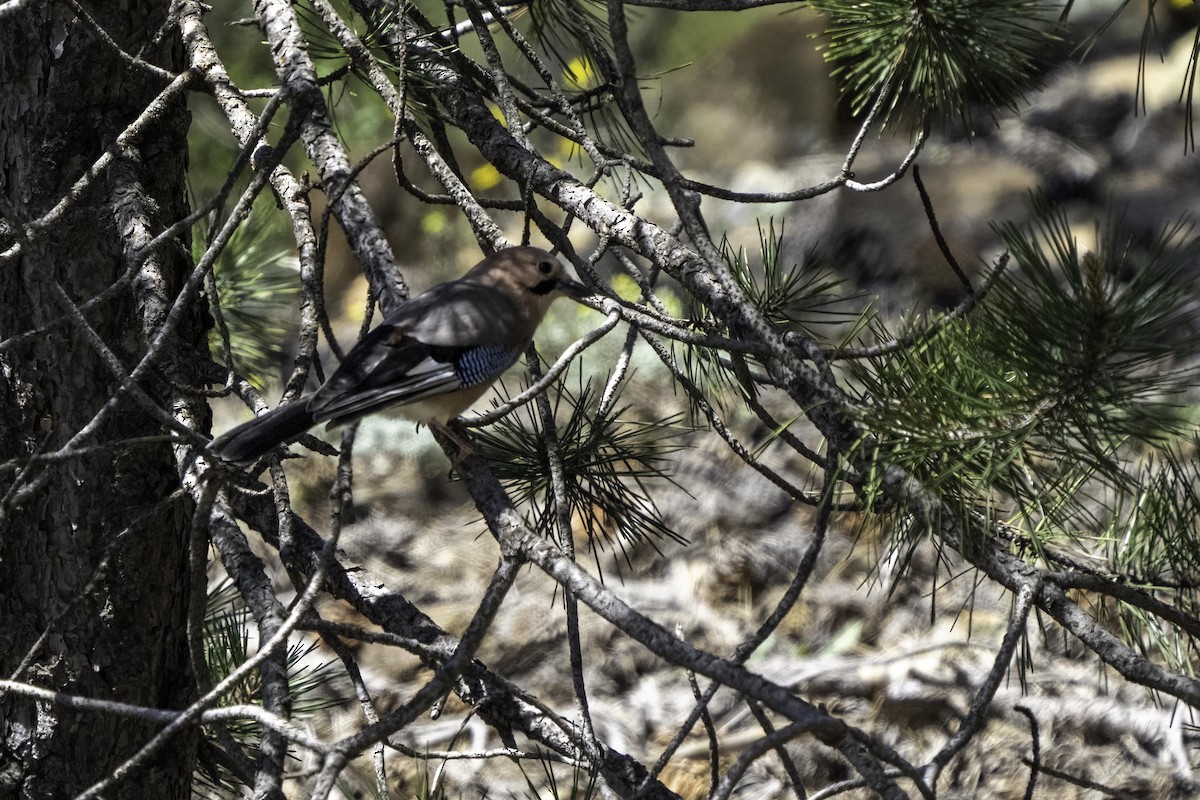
[{"xmin": 454, "ymin": 345, "xmax": 519, "ymax": 386}]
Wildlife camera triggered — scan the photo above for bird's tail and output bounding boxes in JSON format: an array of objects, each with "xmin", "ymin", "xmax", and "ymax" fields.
[{"xmin": 208, "ymin": 401, "xmax": 319, "ymax": 463}]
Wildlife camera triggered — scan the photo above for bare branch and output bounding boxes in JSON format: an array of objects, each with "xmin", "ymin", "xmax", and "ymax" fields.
[
  {"xmin": 0, "ymin": 680, "xmax": 331, "ymax": 754},
  {"xmin": 252, "ymin": 0, "xmax": 404, "ymax": 312},
  {"xmin": 924, "ymin": 579, "xmax": 1040, "ymax": 787},
  {"xmin": 62, "ymin": 0, "xmax": 177, "ymax": 80}
]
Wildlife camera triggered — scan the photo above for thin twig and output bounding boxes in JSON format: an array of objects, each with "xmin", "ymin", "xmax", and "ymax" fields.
[
  {"xmin": 641, "ymin": 443, "xmax": 842, "ymax": 792},
  {"xmin": 636, "ymin": 328, "xmax": 828, "ymax": 507},
  {"xmin": 0, "ymin": 681, "xmax": 330, "ymax": 754},
  {"xmin": 62, "ymin": 0, "xmax": 176, "ymax": 80},
  {"xmin": 527, "ymin": 343, "xmax": 605, "ymax": 782},
  {"xmin": 709, "ymin": 722, "xmax": 810, "ymax": 800},
  {"xmin": 747, "ymin": 701, "xmax": 808, "ymax": 800},
  {"xmin": 1014, "ymin": 705, "xmax": 1040, "ymax": 800},
  {"xmin": 912, "ymin": 165, "xmax": 973, "ymax": 295},
  {"xmin": 844, "ymin": 127, "xmax": 928, "ymax": 192},
  {"xmin": 831, "ymin": 252, "xmax": 1010, "ymax": 361},
  {"xmin": 1017, "ymin": 758, "xmax": 1131, "ymax": 799},
  {"xmin": 463, "ymin": 311, "xmax": 620, "ymax": 427},
  {"xmin": 308, "ymin": 554, "xmax": 525, "ymax": 799},
  {"xmin": 676, "ymin": 624, "xmax": 720, "ymax": 795},
  {"xmin": 321, "ymin": 617, "xmax": 389, "ymax": 797},
  {"xmin": 924, "ymin": 579, "xmax": 1040, "ymax": 787}
]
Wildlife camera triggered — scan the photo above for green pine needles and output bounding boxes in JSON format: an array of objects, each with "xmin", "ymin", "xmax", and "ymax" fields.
[
  {"xmin": 811, "ymin": 0, "xmax": 1060, "ymax": 132},
  {"xmin": 195, "ymin": 581, "xmax": 343, "ymax": 798},
  {"xmin": 474, "ymin": 370, "xmax": 690, "ymax": 571},
  {"xmin": 683, "ymin": 222, "xmax": 856, "ymax": 416},
  {"xmin": 1108, "ymin": 444, "xmax": 1200, "ymax": 591},
  {"xmin": 725, "ymin": 223, "xmax": 850, "ymax": 339},
  {"xmin": 989, "ymin": 199, "xmax": 1200, "ymax": 452},
  {"xmin": 851, "ymin": 197, "xmax": 1200, "ymax": 563},
  {"xmin": 199, "ymin": 206, "xmax": 300, "ymax": 392}
]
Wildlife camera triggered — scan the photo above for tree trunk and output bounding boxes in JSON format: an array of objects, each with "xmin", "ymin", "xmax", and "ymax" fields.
[{"xmin": 0, "ymin": 3, "xmax": 202, "ymax": 798}]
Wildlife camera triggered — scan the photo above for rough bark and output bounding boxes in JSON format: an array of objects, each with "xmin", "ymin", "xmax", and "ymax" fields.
[{"xmin": 0, "ymin": 3, "xmax": 200, "ymax": 797}]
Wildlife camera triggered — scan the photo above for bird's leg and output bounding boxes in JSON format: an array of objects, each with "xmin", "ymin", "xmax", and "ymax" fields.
[{"xmin": 430, "ymin": 419, "xmax": 479, "ymax": 467}]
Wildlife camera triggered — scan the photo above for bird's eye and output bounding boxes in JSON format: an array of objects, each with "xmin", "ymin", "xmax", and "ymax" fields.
[{"xmin": 538, "ymin": 260, "xmax": 554, "ymax": 275}]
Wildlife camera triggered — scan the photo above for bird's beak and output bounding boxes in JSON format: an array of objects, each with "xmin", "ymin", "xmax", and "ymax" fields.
[{"xmin": 557, "ymin": 276, "xmax": 592, "ymax": 299}]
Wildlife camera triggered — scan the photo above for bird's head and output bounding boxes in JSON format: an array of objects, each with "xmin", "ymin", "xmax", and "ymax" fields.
[{"xmin": 467, "ymin": 246, "xmax": 591, "ymax": 312}]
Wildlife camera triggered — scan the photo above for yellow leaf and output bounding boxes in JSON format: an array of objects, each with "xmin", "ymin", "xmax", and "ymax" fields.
[
  {"xmin": 470, "ymin": 163, "xmax": 502, "ymax": 190},
  {"xmin": 421, "ymin": 211, "xmax": 447, "ymax": 235},
  {"xmin": 563, "ymin": 57, "xmax": 600, "ymax": 90},
  {"xmin": 611, "ymin": 273, "xmax": 641, "ymax": 302}
]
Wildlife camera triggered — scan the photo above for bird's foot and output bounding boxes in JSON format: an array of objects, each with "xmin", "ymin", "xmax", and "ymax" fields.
[{"xmin": 430, "ymin": 419, "xmax": 479, "ymax": 468}]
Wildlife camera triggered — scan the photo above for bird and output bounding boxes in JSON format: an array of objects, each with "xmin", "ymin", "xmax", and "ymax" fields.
[{"xmin": 208, "ymin": 246, "xmax": 590, "ymax": 463}]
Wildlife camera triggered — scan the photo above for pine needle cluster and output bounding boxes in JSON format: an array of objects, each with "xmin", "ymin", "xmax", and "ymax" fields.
[
  {"xmin": 199, "ymin": 207, "xmax": 300, "ymax": 391},
  {"xmin": 194, "ymin": 581, "xmax": 342, "ymax": 798},
  {"xmin": 850, "ymin": 198, "xmax": 1200, "ymax": 565},
  {"xmin": 683, "ymin": 223, "xmax": 855, "ymax": 415},
  {"xmin": 811, "ymin": 0, "xmax": 1060, "ymax": 132},
  {"xmin": 474, "ymin": 369, "xmax": 690, "ymax": 571}
]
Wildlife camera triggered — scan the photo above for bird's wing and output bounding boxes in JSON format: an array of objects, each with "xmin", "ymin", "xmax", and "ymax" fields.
[
  {"xmin": 402, "ymin": 280, "xmax": 528, "ymax": 345},
  {"xmin": 305, "ymin": 284, "xmax": 526, "ymax": 426}
]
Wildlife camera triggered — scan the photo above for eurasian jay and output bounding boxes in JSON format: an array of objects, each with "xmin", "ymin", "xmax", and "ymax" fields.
[{"xmin": 208, "ymin": 246, "xmax": 590, "ymax": 463}]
